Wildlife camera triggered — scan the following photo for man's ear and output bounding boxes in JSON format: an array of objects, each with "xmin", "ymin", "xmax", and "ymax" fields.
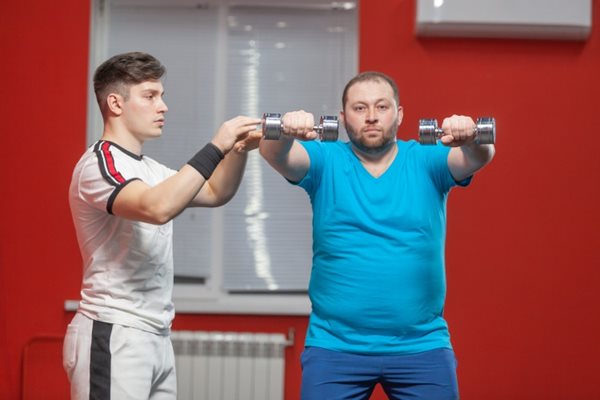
[
  {"xmin": 339, "ymin": 110, "xmax": 345, "ymax": 127},
  {"xmin": 397, "ymin": 106, "xmax": 404, "ymax": 127},
  {"xmin": 106, "ymin": 93, "xmax": 123, "ymax": 116}
]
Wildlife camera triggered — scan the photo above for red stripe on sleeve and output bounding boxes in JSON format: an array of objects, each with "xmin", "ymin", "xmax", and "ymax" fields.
[{"xmin": 101, "ymin": 142, "xmax": 126, "ymax": 184}]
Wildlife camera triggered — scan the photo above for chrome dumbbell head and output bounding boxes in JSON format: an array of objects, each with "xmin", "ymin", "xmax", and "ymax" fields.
[
  {"xmin": 318, "ymin": 116, "xmax": 339, "ymax": 142},
  {"xmin": 418, "ymin": 119, "xmax": 439, "ymax": 145},
  {"xmin": 474, "ymin": 117, "xmax": 495, "ymax": 145},
  {"xmin": 418, "ymin": 117, "xmax": 496, "ymax": 145},
  {"xmin": 261, "ymin": 112, "xmax": 339, "ymax": 141},
  {"xmin": 262, "ymin": 113, "xmax": 283, "ymax": 140}
]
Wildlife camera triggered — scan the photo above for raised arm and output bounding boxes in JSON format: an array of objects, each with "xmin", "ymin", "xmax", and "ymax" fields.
[
  {"xmin": 258, "ymin": 110, "xmax": 315, "ymax": 183},
  {"xmin": 442, "ymin": 114, "xmax": 496, "ymax": 182},
  {"xmin": 111, "ymin": 115, "xmax": 261, "ymax": 224},
  {"xmin": 189, "ymin": 117, "xmax": 263, "ymax": 207}
]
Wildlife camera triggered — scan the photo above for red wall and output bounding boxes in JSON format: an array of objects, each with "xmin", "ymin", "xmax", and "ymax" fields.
[
  {"xmin": 359, "ymin": 1, "xmax": 600, "ymax": 399},
  {"xmin": 1, "ymin": 1, "xmax": 599, "ymax": 399},
  {"xmin": 1, "ymin": 1, "xmax": 91, "ymax": 399}
]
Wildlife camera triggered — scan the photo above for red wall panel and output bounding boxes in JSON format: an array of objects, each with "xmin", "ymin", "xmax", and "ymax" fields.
[
  {"xmin": 0, "ymin": 1, "xmax": 91, "ymax": 399},
  {"xmin": 360, "ymin": 1, "xmax": 600, "ymax": 399},
  {"xmin": 1, "ymin": 0, "xmax": 599, "ymax": 399}
]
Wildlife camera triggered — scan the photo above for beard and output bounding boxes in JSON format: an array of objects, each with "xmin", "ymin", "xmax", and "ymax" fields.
[{"xmin": 345, "ymin": 118, "xmax": 398, "ymax": 155}]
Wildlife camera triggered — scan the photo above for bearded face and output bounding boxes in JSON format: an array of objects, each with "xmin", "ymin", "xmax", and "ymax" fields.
[
  {"xmin": 341, "ymin": 80, "xmax": 402, "ymax": 156},
  {"xmin": 344, "ymin": 114, "xmax": 399, "ymax": 155}
]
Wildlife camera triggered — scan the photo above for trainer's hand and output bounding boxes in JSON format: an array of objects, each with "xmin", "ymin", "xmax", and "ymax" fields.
[
  {"xmin": 212, "ymin": 116, "xmax": 262, "ymax": 154},
  {"xmin": 281, "ymin": 110, "xmax": 318, "ymax": 141},
  {"xmin": 233, "ymin": 130, "xmax": 262, "ymax": 153},
  {"xmin": 440, "ymin": 115, "xmax": 477, "ymax": 147}
]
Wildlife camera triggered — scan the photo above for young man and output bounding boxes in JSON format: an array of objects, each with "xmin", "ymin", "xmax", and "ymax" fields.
[
  {"xmin": 63, "ymin": 52, "xmax": 261, "ymax": 399},
  {"xmin": 259, "ymin": 71, "xmax": 495, "ymax": 400}
]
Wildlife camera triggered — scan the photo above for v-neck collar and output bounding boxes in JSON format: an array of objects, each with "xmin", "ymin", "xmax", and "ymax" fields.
[{"xmin": 349, "ymin": 142, "xmax": 399, "ymax": 180}]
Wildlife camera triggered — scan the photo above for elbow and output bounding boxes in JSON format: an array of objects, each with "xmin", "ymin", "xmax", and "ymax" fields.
[
  {"xmin": 202, "ymin": 183, "xmax": 237, "ymax": 208},
  {"xmin": 152, "ymin": 213, "xmax": 173, "ymax": 226},
  {"xmin": 207, "ymin": 190, "xmax": 233, "ymax": 208},
  {"xmin": 140, "ymin": 202, "xmax": 176, "ymax": 225},
  {"xmin": 211, "ymin": 198, "xmax": 229, "ymax": 208},
  {"xmin": 213, "ymin": 188, "xmax": 238, "ymax": 207}
]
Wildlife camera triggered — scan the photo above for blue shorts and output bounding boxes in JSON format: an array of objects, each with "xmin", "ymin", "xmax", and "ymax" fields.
[{"xmin": 301, "ymin": 346, "xmax": 459, "ymax": 400}]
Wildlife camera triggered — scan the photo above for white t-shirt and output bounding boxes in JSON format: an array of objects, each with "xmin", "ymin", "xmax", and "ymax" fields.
[{"xmin": 69, "ymin": 140, "xmax": 177, "ymax": 335}]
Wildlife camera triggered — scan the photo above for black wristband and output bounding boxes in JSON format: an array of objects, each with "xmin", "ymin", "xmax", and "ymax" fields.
[{"xmin": 187, "ymin": 143, "xmax": 225, "ymax": 180}]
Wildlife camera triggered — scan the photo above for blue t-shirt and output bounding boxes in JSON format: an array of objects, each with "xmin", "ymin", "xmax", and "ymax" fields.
[{"xmin": 294, "ymin": 140, "xmax": 469, "ymax": 355}]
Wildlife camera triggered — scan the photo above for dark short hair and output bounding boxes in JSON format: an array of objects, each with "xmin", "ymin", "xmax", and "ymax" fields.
[
  {"xmin": 342, "ymin": 71, "xmax": 399, "ymax": 109},
  {"xmin": 93, "ymin": 52, "xmax": 166, "ymax": 112}
]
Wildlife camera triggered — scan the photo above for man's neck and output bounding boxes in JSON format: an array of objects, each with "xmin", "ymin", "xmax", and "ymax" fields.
[
  {"xmin": 101, "ymin": 125, "xmax": 143, "ymax": 156},
  {"xmin": 352, "ymin": 141, "xmax": 398, "ymax": 178}
]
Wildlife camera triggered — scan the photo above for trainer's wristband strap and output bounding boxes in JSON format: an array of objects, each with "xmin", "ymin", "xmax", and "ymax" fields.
[{"xmin": 187, "ymin": 143, "xmax": 225, "ymax": 180}]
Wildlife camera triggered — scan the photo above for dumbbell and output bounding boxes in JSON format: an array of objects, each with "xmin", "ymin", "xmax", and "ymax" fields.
[
  {"xmin": 418, "ymin": 117, "xmax": 496, "ymax": 145},
  {"xmin": 261, "ymin": 113, "xmax": 339, "ymax": 141}
]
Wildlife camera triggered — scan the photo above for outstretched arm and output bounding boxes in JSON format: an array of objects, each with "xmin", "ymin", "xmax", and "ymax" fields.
[
  {"xmin": 190, "ymin": 128, "xmax": 263, "ymax": 207},
  {"xmin": 258, "ymin": 110, "xmax": 315, "ymax": 183},
  {"xmin": 442, "ymin": 115, "xmax": 496, "ymax": 182},
  {"xmin": 111, "ymin": 115, "xmax": 261, "ymax": 224}
]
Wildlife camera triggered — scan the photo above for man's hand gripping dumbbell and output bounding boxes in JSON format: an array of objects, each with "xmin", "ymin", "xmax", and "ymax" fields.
[
  {"xmin": 418, "ymin": 115, "xmax": 495, "ymax": 146},
  {"xmin": 262, "ymin": 111, "xmax": 339, "ymax": 141}
]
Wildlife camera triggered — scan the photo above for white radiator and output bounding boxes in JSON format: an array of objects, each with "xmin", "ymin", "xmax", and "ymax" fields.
[{"xmin": 171, "ymin": 330, "xmax": 292, "ymax": 400}]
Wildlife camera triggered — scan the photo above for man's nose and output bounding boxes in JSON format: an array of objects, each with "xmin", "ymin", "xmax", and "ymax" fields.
[
  {"xmin": 158, "ymin": 99, "xmax": 168, "ymax": 113},
  {"xmin": 366, "ymin": 107, "xmax": 377, "ymax": 122}
]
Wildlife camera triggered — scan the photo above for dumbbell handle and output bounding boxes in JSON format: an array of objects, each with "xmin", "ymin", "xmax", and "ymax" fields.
[
  {"xmin": 262, "ymin": 113, "xmax": 338, "ymax": 141},
  {"xmin": 418, "ymin": 117, "xmax": 495, "ymax": 145},
  {"xmin": 272, "ymin": 121, "xmax": 327, "ymax": 133}
]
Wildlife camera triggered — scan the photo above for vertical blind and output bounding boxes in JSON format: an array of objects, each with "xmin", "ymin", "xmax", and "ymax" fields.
[{"xmin": 102, "ymin": 0, "xmax": 357, "ymax": 292}]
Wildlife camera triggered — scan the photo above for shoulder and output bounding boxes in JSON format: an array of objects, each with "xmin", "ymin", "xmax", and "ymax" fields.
[
  {"xmin": 398, "ymin": 139, "xmax": 450, "ymax": 159},
  {"xmin": 74, "ymin": 144, "xmax": 97, "ymax": 168},
  {"xmin": 71, "ymin": 145, "xmax": 99, "ymax": 187},
  {"xmin": 302, "ymin": 140, "xmax": 351, "ymax": 157}
]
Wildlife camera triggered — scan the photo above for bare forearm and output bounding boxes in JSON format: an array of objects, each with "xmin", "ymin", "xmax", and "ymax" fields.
[
  {"xmin": 114, "ymin": 165, "xmax": 207, "ymax": 225},
  {"xmin": 449, "ymin": 143, "xmax": 495, "ymax": 181},
  {"xmin": 134, "ymin": 150, "xmax": 247, "ymax": 218},
  {"xmin": 259, "ymin": 135, "xmax": 309, "ymax": 183},
  {"xmin": 462, "ymin": 143, "xmax": 495, "ymax": 170},
  {"xmin": 200, "ymin": 150, "xmax": 248, "ymax": 206},
  {"xmin": 259, "ymin": 134, "xmax": 295, "ymax": 166}
]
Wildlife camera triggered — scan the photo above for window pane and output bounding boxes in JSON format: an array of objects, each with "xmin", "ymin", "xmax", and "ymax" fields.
[
  {"xmin": 99, "ymin": 1, "xmax": 358, "ymax": 292},
  {"xmin": 222, "ymin": 6, "xmax": 358, "ymax": 291},
  {"xmin": 108, "ymin": 5, "xmax": 219, "ymax": 278}
]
